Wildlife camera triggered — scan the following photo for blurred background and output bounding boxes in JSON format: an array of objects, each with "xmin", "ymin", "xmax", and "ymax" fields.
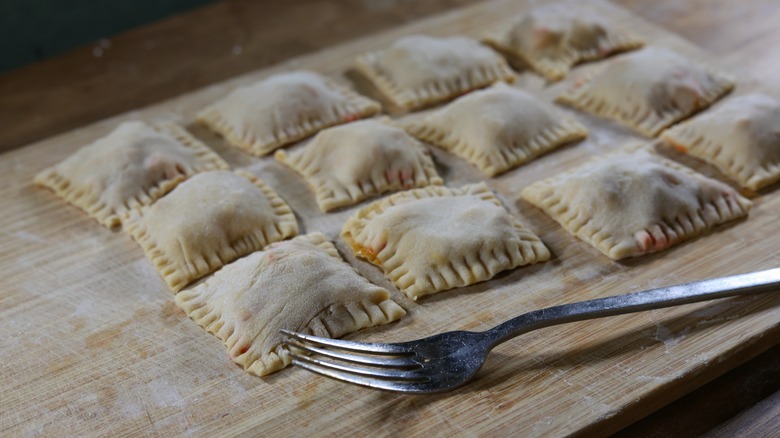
[
  {"xmin": 0, "ymin": 0, "xmax": 212, "ymax": 72},
  {"xmin": 0, "ymin": 0, "xmax": 480, "ymax": 152}
]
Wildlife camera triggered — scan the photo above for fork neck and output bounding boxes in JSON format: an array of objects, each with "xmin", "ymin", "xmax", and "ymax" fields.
[{"xmin": 483, "ymin": 268, "xmax": 780, "ymax": 347}]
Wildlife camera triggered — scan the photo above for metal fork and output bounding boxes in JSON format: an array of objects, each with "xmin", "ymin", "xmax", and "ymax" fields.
[{"xmin": 281, "ymin": 268, "xmax": 780, "ymax": 394}]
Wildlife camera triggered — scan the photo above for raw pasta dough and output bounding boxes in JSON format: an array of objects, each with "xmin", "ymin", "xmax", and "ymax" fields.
[
  {"xmin": 342, "ymin": 183, "xmax": 550, "ymax": 300},
  {"xmin": 124, "ymin": 170, "xmax": 298, "ymax": 292},
  {"xmin": 34, "ymin": 121, "xmax": 228, "ymax": 227},
  {"xmin": 405, "ymin": 83, "xmax": 587, "ymax": 176},
  {"xmin": 661, "ymin": 93, "xmax": 780, "ymax": 191},
  {"xmin": 276, "ymin": 118, "xmax": 443, "ymax": 211},
  {"xmin": 198, "ymin": 70, "xmax": 381, "ymax": 156},
  {"xmin": 483, "ymin": 2, "xmax": 643, "ymax": 81},
  {"xmin": 175, "ymin": 233, "xmax": 406, "ymax": 376},
  {"xmin": 556, "ymin": 47, "xmax": 734, "ymax": 137},
  {"xmin": 355, "ymin": 35, "xmax": 515, "ymax": 110},
  {"xmin": 521, "ymin": 149, "xmax": 752, "ymax": 259}
]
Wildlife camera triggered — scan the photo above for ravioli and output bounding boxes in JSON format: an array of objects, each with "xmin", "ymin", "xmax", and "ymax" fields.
[
  {"xmin": 34, "ymin": 121, "xmax": 228, "ymax": 227},
  {"xmin": 483, "ymin": 3, "xmax": 644, "ymax": 81},
  {"xmin": 124, "ymin": 170, "xmax": 298, "ymax": 292},
  {"xmin": 405, "ymin": 83, "xmax": 587, "ymax": 176},
  {"xmin": 521, "ymin": 149, "xmax": 752, "ymax": 260},
  {"xmin": 175, "ymin": 232, "xmax": 406, "ymax": 377},
  {"xmin": 197, "ymin": 70, "xmax": 381, "ymax": 156},
  {"xmin": 556, "ymin": 47, "xmax": 734, "ymax": 137},
  {"xmin": 661, "ymin": 93, "xmax": 780, "ymax": 191},
  {"xmin": 342, "ymin": 183, "xmax": 550, "ymax": 300},
  {"xmin": 355, "ymin": 35, "xmax": 515, "ymax": 110},
  {"xmin": 276, "ymin": 118, "xmax": 443, "ymax": 211}
]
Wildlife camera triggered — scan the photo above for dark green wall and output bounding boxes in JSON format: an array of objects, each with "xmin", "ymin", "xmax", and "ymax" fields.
[{"xmin": 0, "ymin": 0, "xmax": 214, "ymax": 73}]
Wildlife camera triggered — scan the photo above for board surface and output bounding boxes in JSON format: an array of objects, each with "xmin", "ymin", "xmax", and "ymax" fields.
[{"xmin": 1, "ymin": 0, "xmax": 779, "ymax": 436}]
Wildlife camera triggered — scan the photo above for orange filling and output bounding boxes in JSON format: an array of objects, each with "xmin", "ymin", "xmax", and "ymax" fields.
[
  {"xmin": 572, "ymin": 76, "xmax": 587, "ymax": 89},
  {"xmin": 232, "ymin": 344, "xmax": 250, "ymax": 357},
  {"xmin": 740, "ymin": 187, "xmax": 757, "ymax": 198},
  {"xmin": 352, "ymin": 242, "xmax": 386, "ymax": 265},
  {"xmin": 666, "ymin": 139, "xmax": 688, "ymax": 153},
  {"xmin": 635, "ymin": 229, "xmax": 670, "ymax": 253}
]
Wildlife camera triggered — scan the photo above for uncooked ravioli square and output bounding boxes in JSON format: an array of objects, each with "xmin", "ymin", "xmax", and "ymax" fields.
[
  {"xmin": 276, "ymin": 118, "xmax": 442, "ymax": 212},
  {"xmin": 521, "ymin": 149, "xmax": 752, "ymax": 260},
  {"xmin": 124, "ymin": 170, "xmax": 298, "ymax": 292},
  {"xmin": 556, "ymin": 47, "xmax": 734, "ymax": 137},
  {"xmin": 197, "ymin": 70, "xmax": 381, "ymax": 156},
  {"xmin": 405, "ymin": 83, "xmax": 587, "ymax": 176},
  {"xmin": 342, "ymin": 183, "xmax": 550, "ymax": 300},
  {"xmin": 175, "ymin": 232, "xmax": 406, "ymax": 377},
  {"xmin": 34, "ymin": 121, "xmax": 228, "ymax": 227},
  {"xmin": 355, "ymin": 35, "xmax": 515, "ymax": 110},
  {"xmin": 482, "ymin": 2, "xmax": 643, "ymax": 81},
  {"xmin": 661, "ymin": 93, "xmax": 780, "ymax": 191}
]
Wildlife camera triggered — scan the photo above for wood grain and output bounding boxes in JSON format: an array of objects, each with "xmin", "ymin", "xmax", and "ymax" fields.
[
  {"xmin": 1, "ymin": 0, "xmax": 779, "ymax": 436},
  {"xmin": 711, "ymin": 390, "xmax": 780, "ymax": 437},
  {"xmin": 615, "ymin": 343, "xmax": 780, "ymax": 436}
]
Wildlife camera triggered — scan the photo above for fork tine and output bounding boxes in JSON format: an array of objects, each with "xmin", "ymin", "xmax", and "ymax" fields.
[
  {"xmin": 280, "ymin": 329, "xmax": 411, "ymax": 354},
  {"xmin": 291, "ymin": 357, "xmax": 427, "ymax": 393},
  {"xmin": 288, "ymin": 351, "xmax": 427, "ymax": 381},
  {"xmin": 285, "ymin": 340, "xmax": 421, "ymax": 369}
]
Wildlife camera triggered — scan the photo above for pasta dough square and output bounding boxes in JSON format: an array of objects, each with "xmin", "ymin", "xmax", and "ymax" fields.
[
  {"xmin": 355, "ymin": 35, "xmax": 515, "ymax": 111},
  {"xmin": 483, "ymin": 3, "xmax": 644, "ymax": 81},
  {"xmin": 175, "ymin": 232, "xmax": 406, "ymax": 377},
  {"xmin": 661, "ymin": 93, "xmax": 780, "ymax": 191},
  {"xmin": 521, "ymin": 149, "xmax": 752, "ymax": 260},
  {"xmin": 124, "ymin": 170, "xmax": 298, "ymax": 292},
  {"xmin": 34, "ymin": 121, "xmax": 228, "ymax": 227},
  {"xmin": 276, "ymin": 118, "xmax": 443, "ymax": 211},
  {"xmin": 342, "ymin": 183, "xmax": 550, "ymax": 300},
  {"xmin": 405, "ymin": 83, "xmax": 587, "ymax": 176},
  {"xmin": 556, "ymin": 47, "xmax": 735, "ymax": 137},
  {"xmin": 197, "ymin": 70, "xmax": 381, "ymax": 156}
]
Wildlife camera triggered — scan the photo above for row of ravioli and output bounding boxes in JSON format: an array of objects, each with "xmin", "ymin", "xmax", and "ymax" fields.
[
  {"xmin": 33, "ymin": 3, "xmax": 780, "ymax": 378},
  {"xmin": 35, "ymin": 1, "xmax": 780, "ymax": 224}
]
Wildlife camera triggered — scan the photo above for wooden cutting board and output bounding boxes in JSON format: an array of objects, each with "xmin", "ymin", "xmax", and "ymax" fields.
[{"xmin": 1, "ymin": 0, "xmax": 779, "ymax": 436}]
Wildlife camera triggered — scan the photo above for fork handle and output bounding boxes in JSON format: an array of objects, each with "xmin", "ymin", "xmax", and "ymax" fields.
[{"xmin": 486, "ymin": 268, "xmax": 780, "ymax": 346}]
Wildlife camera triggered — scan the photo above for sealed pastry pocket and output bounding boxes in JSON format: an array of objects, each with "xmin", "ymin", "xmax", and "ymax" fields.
[
  {"xmin": 34, "ymin": 121, "xmax": 228, "ymax": 227},
  {"xmin": 342, "ymin": 183, "xmax": 550, "ymax": 300},
  {"xmin": 661, "ymin": 93, "xmax": 780, "ymax": 191},
  {"xmin": 175, "ymin": 232, "xmax": 406, "ymax": 377},
  {"xmin": 197, "ymin": 70, "xmax": 381, "ymax": 157},
  {"xmin": 405, "ymin": 83, "xmax": 587, "ymax": 176},
  {"xmin": 556, "ymin": 47, "xmax": 734, "ymax": 137},
  {"xmin": 355, "ymin": 35, "xmax": 515, "ymax": 111},
  {"xmin": 276, "ymin": 118, "xmax": 443, "ymax": 212},
  {"xmin": 521, "ymin": 149, "xmax": 752, "ymax": 260},
  {"xmin": 483, "ymin": 3, "xmax": 643, "ymax": 81},
  {"xmin": 124, "ymin": 170, "xmax": 298, "ymax": 292}
]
